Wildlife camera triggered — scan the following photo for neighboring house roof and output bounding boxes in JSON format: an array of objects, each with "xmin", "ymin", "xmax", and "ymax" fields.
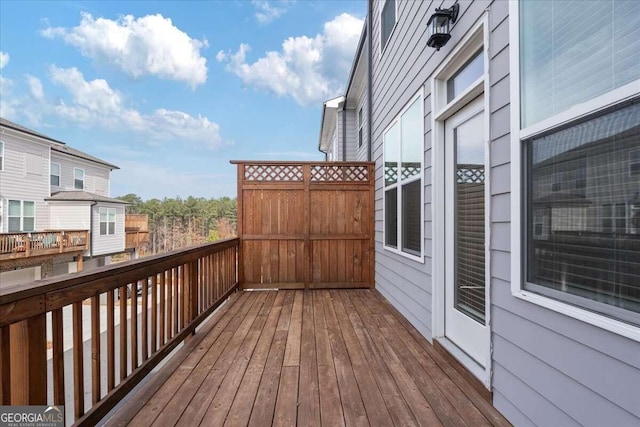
[
  {"xmin": 0, "ymin": 116, "xmax": 120, "ymax": 170},
  {"xmin": 46, "ymin": 191, "xmax": 128, "ymax": 205},
  {"xmin": 344, "ymin": 22, "xmax": 368, "ymax": 104},
  {"xmin": 0, "ymin": 117, "xmax": 66, "ymax": 145},
  {"xmin": 51, "ymin": 144, "xmax": 119, "ymax": 170},
  {"xmin": 318, "ymin": 96, "xmax": 345, "ymax": 154}
]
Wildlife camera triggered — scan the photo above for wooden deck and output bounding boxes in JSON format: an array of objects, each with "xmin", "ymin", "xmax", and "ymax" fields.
[{"xmin": 107, "ymin": 289, "xmax": 509, "ymax": 427}]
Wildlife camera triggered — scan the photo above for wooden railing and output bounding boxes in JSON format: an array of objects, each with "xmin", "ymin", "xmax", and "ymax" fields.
[
  {"xmin": 0, "ymin": 230, "xmax": 89, "ymax": 260},
  {"xmin": 0, "ymin": 238, "xmax": 238, "ymax": 426}
]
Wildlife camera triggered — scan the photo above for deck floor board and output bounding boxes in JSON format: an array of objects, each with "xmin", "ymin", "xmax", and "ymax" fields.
[{"xmin": 108, "ymin": 289, "xmax": 510, "ymax": 427}]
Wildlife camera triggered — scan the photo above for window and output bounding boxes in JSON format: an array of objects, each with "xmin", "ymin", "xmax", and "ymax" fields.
[
  {"xmin": 525, "ymin": 101, "xmax": 640, "ymax": 323},
  {"xmin": 520, "ymin": 0, "xmax": 640, "ymax": 128},
  {"xmin": 51, "ymin": 163, "xmax": 60, "ymax": 187},
  {"xmin": 358, "ymin": 107, "xmax": 364, "ymax": 148},
  {"xmin": 8, "ymin": 200, "xmax": 35, "ymax": 232},
  {"xmin": 384, "ymin": 93, "xmax": 422, "ymax": 257},
  {"xmin": 74, "ymin": 168, "xmax": 84, "ymax": 190},
  {"xmin": 100, "ymin": 207, "xmax": 116, "ymax": 235},
  {"xmin": 380, "ymin": 0, "xmax": 396, "ymax": 52},
  {"xmin": 447, "ymin": 50, "xmax": 484, "ymax": 103},
  {"xmin": 630, "ymin": 149, "xmax": 640, "ymax": 176},
  {"xmin": 0, "ymin": 141, "xmax": 4, "ymax": 171}
]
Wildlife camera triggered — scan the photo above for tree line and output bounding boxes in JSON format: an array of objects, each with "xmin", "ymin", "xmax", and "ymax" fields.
[{"xmin": 116, "ymin": 194, "xmax": 237, "ymax": 254}]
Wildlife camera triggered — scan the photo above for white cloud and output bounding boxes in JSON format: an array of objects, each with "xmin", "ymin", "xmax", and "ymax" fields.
[
  {"xmin": 0, "ymin": 51, "xmax": 9, "ymax": 69},
  {"xmin": 252, "ymin": 0, "xmax": 294, "ymax": 25},
  {"xmin": 42, "ymin": 13, "xmax": 208, "ymax": 88},
  {"xmin": 218, "ymin": 13, "xmax": 363, "ymax": 105},
  {"xmin": 5, "ymin": 66, "xmax": 224, "ymax": 149},
  {"xmin": 26, "ymin": 75, "xmax": 44, "ymax": 100}
]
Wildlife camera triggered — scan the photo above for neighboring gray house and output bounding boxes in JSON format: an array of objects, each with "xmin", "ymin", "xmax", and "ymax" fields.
[
  {"xmin": 318, "ymin": 23, "xmax": 369, "ymax": 162},
  {"xmin": 319, "ymin": 0, "xmax": 640, "ymax": 425},
  {"xmin": 0, "ymin": 117, "xmax": 127, "ymax": 285}
]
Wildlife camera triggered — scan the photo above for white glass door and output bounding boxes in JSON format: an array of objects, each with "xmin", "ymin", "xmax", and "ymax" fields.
[{"xmin": 444, "ymin": 95, "xmax": 488, "ymax": 366}]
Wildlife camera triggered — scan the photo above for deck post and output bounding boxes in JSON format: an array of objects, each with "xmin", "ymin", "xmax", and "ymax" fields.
[{"xmin": 9, "ymin": 315, "xmax": 47, "ymax": 404}]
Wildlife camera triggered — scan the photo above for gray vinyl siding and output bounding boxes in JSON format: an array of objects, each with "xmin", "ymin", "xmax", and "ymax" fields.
[
  {"xmin": 371, "ymin": 0, "xmax": 640, "ymax": 425},
  {"xmin": 51, "ymin": 153, "xmax": 111, "ymax": 196},
  {"xmin": 0, "ymin": 132, "xmax": 50, "ymax": 232},
  {"xmin": 355, "ymin": 81, "xmax": 369, "ymax": 162},
  {"xmin": 344, "ymin": 108, "xmax": 357, "ymax": 160},
  {"xmin": 91, "ymin": 203, "xmax": 125, "ymax": 256}
]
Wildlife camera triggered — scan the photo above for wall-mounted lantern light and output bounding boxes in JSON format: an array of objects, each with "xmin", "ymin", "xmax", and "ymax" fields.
[{"xmin": 426, "ymin": 3, "xmax": 459, "ymax": 51}]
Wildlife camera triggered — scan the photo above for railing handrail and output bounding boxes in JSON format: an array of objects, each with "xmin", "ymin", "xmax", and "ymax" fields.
[{"xmin": 0, "ymin": 237, "xmax": 239, "ymax": 326}]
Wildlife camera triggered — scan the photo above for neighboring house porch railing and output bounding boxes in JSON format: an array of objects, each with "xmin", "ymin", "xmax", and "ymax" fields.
[{"xmin": 0, "ymin": 230, "xmax": 90, "ymax": 261}]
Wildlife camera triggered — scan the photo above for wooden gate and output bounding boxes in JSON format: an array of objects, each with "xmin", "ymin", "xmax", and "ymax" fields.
[{"xmin": 233, "ymin": 161, "xmax": 375, "ymax": 289}]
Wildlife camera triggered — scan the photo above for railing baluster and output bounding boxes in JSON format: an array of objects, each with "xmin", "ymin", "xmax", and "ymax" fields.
[
  {"xmin": 119, "ymin": 286, "xmax": 127, "ymax": 381},
  {"xmin": 73, "ymin": 301, "xmax": 85, "ymax": 418},
  {"xmin": 173, "ymin": 267, "xmax": 179, "ymax": 335},
  {"xmin": 167, "ymin": 269, "xmax": 173, "ymax": 339},
  {"xmin": 131, "ymin": 282, "xmax": 138, "ymax": 370},
  {"xmin": 91, "ymin": 295, "xmax": 101, "ymax": 405},
  {"xmin": 107, "ymin": 289, "xmax": 115, "ymax": 392},
  {"xmin": 151, "ymin": 274, "xmax": 157, "ymax": 354},
  {"xmin": 159, "ymin": 271, "xmax": 166, "ymax": 346},
  {"xmin": 52, "ymin": 308, "xmax": 65, "ymax": 405},
  {"xmin": 141, "ymin": 278, "xmax": 148, "ymax": 362}
]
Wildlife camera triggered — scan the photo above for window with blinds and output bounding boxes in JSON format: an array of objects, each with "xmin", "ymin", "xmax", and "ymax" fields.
[
  {"xmin": 525, "ymin": 100, "xmax": 640, "ymax": 324},
  {"xmin": 520, "ymin": 0, "xmax": 640, "ymax": 128}
]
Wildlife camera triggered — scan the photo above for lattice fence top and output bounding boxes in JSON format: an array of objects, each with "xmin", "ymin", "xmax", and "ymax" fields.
[
  {"xmin": 310, "ymin": 164, "xmax": 369, "ymax": 182},
  {"xmin": 244, "ymin": 164, "xmax": 304, "ymax": 181},
  {"xmin": 457, "ymin": 165, "xmax": 485, "ymax": 184}
]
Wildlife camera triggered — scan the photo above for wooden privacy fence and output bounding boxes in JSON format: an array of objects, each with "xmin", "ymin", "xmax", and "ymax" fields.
[
  {"xmin": 233, "ymin": 161, "xmax": 375, "ymax": 290},
  {"xmin": 0, "ymin": 238, "xmax": 238, "ymax": 426}
]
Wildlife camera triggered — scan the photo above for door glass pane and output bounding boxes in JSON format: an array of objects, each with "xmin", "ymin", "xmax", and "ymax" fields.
[
  {"xmin": 454, "ymin": 111, "xmax": 486, "ymax": 324},
  {"xmin": 23, "ymin": 201, "xmax": 35, "ymax": 217},
  {"xmin": 8, "ymin": 200, "xmax": 21, "ymax": 216}
]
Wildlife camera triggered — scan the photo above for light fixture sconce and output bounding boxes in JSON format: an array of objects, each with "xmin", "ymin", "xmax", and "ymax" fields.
[{"xmin": 426, "ymin": 3, "xmax": 459, "ymax": 51}]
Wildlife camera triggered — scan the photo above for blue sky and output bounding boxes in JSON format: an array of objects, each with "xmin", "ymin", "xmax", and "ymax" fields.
[{"xmin": 0, "ymin": 0, "xmax": 366, "ymax": 199}]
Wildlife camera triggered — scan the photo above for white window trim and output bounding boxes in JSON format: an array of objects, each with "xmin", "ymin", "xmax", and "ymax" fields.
[
  {"xmin": 74, "ymin": 167, "xmax": 85, "ymax": 190},
  {"xmin": 8, "ymin": 199, "xmax": 36, "ymax": 232},
  {"xmin": 431, "ymin": 14, "xmax": 491, "ymax": 387},
  {"xmin": 379, "ymin": 0, "xmax": 398, "ymax": 56},
  {"xmin": 509, "ymin": 0, "xmax": 640, "ymax": 342},
  {"xmin": 99, "ymin": 207, "xmax": 116, "ymax": 236},
  {"xmin": 0, "ymin": 140, "xmax": 4, "ymax": 172},
  {"xmin": 382, "ymin": 88, "xmax": 425, "ymax": 263},
  {"xmin": 51, "ymin": 162, "xmax": 61, "ymax": 187}
]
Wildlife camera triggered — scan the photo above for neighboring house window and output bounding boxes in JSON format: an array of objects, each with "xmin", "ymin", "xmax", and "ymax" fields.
[
  {"xmin": 74, "ymin": 168, "xmax": 84, "ymax": 190},
  {"xmin": 630, "ymin": 149, "xmax": 640, "ymax": 176},
  {"xmin": 517, "ymin": 1, "xmax": 640, "ymax": 327},
  {"xmin": 601, "ymin": 203, "xmax": 627, "ymax": 233},
  {"xmin": 8, "ymin": 200, "xmax": 35, "ymax": 232},
  {"xmin": 358, "ymin": 107, "xmax": 364, "ymax": 148},
  {"xmin": 99, "ymin": 207, "xmax": 116, "ymax": 235},
  {"xmin": 0, "ymin": 141, "xmax": 4, "ymax": 171},
  {"xmin": 51, "ymin": 163, "xmax": 61, "ymax": 187},
  {"xmin": 384, "ymin": 92, "xmax": 422, "ymax": 257},
  {"xmin": 380, "ymin": 0, "xmax": 396, "ymax": 52}
]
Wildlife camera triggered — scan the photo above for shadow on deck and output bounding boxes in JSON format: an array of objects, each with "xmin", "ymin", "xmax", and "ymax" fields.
[{"xmin": 107, "ymin": 289, "xmax": 509, "ymax": 427}]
